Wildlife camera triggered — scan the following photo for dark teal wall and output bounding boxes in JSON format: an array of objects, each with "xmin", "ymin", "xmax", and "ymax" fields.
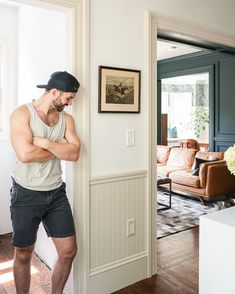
[{"xmin": 157, "ymin": 52, "xmax": 235, "ymax": 151}]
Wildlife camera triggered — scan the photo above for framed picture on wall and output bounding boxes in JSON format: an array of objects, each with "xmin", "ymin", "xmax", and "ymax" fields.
[{"xmin": 98, "ymin": 66, "xmax": 141, "ymax": 113}]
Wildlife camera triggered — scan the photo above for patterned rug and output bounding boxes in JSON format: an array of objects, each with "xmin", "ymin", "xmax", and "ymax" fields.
[{"xmin": 157, "ymin": 189, "xmax": 218, "ymax": 239}]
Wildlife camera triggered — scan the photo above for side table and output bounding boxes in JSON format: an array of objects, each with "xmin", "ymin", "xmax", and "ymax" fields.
[{"xmin": 157, "ymin": 176, "xmax": 172, "ymax": 210}]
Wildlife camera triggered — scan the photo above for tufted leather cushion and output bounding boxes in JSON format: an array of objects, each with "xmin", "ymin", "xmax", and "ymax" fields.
[
  {"xmin": 166, "ymin": 148, "xmax": 197, "ymax": 169},
  {"xmin": 195, "ymin": 151, "xmax": 224, "ymax": 161},
  {"xmin": 157, "ymin": 165, "xmax": 183, "ymax": 177},
  {"xmin": 157, "ymin": 145, "xmax": 171, "ymax": 165}
]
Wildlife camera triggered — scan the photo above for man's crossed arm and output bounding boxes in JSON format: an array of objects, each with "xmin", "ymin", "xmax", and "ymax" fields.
[
  {"xmin": 33, "ymin": 114, "xmax": 80, "ymax": 162},
  {"xmin": 10, "ymin": 107, "xmax": 80, "ymax": 163}
]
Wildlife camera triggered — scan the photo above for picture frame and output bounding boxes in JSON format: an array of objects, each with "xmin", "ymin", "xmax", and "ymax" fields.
[{"xmin": 98, "ymin": 66, "xmax": 141, "ymax": 113}]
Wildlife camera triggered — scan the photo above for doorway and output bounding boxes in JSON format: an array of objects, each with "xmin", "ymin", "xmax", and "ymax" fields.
[
  {"xmin": 0, "ymin": 0, "xmax": 78, "ymax": 293},
  {"xmin": 145, "ymin": 12, "xmax": 235, "ymax": 276}
]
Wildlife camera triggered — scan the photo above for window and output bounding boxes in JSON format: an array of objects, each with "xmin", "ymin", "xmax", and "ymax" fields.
[{"xmin": 161, "ymin": 73, "xmax": 209, "ymax": 145}]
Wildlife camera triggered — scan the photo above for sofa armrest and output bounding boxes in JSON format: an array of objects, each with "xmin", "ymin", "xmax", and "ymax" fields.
[
  {"xmin": 199, "ymin": 160, "xmax": 226, "ymax": 188},
  {"xmin": 157, "ymin": 145, "xmax": 171, "ymax": 165},
  {"xmin": 201, "ymin": 161, "xmax": 235, "ymax": 197},
  {"xmin": 206, "ymin": 163, "xmax": 235, "ymax": 196}
]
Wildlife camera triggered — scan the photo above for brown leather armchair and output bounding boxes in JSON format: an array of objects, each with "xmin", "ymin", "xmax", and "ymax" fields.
[{"xmin": 179, "ymin": 139, "xmax": 200, "ymax": 151}]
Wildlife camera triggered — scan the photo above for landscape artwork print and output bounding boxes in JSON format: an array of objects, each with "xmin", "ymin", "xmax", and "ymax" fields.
[
  {"xmin": 106, "ymin": 75, "xmax": 134, "ymax": 104},
  {"xmin": 98, "ymin": 66, "xmax": 141, "ymax": 113}
]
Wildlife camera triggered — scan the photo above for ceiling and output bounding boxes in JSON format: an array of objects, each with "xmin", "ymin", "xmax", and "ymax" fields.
[
  {"xmin": 157, "ymin": 39, "xmax": 204, "ymax": 61},
  {"xmin": 0, "ymin": 0, "xmax": 19, "ymax": 7}
]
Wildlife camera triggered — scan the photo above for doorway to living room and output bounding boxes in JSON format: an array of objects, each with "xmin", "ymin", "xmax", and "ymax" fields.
[{"xmin": 150, "ymin": 16, "xmax": 235, "ymax": 275}]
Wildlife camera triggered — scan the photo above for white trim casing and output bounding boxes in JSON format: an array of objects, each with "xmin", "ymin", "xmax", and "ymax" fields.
[
  {"xmin": 90, "ymin": 170, "xmax": 148, "ymax": 184},
  {"xmin": 72, "ymin": 0, "xmax": 90, "ymax": 293},
  {"xmin": 145, "ymin": 11, "xmax": 157, "ymax": 277}
]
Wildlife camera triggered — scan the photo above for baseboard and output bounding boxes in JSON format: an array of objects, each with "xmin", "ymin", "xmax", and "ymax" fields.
[{"xmin": 89, "ymin": 255, "xmax": 148, "ymax": 294}]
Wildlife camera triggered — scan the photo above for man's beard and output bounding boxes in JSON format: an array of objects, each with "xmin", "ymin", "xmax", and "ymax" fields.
[{"xmin": 52, "ymin": 97, "xmax": 66, "ymax": 112}]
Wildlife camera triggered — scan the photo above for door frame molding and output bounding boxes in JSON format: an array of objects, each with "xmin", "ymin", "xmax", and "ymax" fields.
[{"xmin": 146, "ymin": 11, "xmax": 235, "ymax": 276}]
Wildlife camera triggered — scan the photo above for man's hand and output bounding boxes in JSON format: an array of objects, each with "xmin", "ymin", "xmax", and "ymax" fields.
[
  {"xmin": 60, "ymin": 138, "xmax": 68, "ymax": 144},
  {"xmin": 32, "ymin": 114, "xmax": 80, "ymax": 162},
  {"xmin": 33, "ymin": 137, "xmax": 49, "ymax": 149}
]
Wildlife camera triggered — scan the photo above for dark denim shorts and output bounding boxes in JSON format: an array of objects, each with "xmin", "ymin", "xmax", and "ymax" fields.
[{"xmin": 10, "ymin": 179, "xmax": 75, "ymax": 248}]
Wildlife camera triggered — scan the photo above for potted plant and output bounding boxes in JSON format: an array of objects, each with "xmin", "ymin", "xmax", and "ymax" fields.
[
  {"xmin": 224, "ymin": 145, "xmax": 235, "ymax": 175},
  {"xmin": 193, "ymin": 107, "xmax": 209, "ymax": 139}
]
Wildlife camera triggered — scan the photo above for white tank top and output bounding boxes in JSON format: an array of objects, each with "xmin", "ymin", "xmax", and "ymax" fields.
[{"xmin": 12, "ymin": 103, "xmax": 65, "ymax": 191}]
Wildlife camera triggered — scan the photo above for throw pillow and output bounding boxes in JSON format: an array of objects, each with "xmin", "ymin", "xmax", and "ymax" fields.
[
  {"xmin": 192, "ymin": 157, "xmax": 219, "ymax": 176},
  {"xmin": 192, "ymin": 167, "xmax": 200, "ymax": 176}
]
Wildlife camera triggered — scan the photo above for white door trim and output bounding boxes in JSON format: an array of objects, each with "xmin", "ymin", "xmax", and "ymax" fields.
[
  {"xmin": 13, "ymin": 0, "xmax": 90, "ymax": 293},
  {"xmin": 145, "ymin": 11, "xmax": 157, "ymax": 276},
  {"xmin": 146, "ymin": 11, "xmax": 235, "ymax": 277}
]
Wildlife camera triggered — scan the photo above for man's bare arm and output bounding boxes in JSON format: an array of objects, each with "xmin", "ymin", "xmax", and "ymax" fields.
[
  {"xmin": 10, "ymin": 106, "xmax": 55, "ymax": 163},
  {"xmin": 33, "ymin": 113, "xmax": 80, "ymax": 162}
]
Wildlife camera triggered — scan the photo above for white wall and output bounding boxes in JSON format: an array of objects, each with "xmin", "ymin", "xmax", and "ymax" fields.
[
  {"xmin": 90, "ymin": 1, "xmax": 147, "ymax": 175},
  {"xmin": 89, "ymin": 0, "xmax": 235, "ymax": 292},
  {"xmin": 17, "ymin": 5, "xmax": 67, "ymax": 105},
  {"xmin": 0, "ymin": 3, "xmax": 18, "ymax": 235},
  {"xmin": 0, "ymin": 140, "xmax": 16, "ymax": 234}
]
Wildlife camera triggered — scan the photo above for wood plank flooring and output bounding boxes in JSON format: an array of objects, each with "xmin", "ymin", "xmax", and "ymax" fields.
[
  {"xmin": 113, "ymin": 227, "xmax": 199, "ymax": 294},
  {"xmin": 0, "ymin": 234, "xmax": 51, "ymax": 294},
  {"xmin": 0, "ymin": 227, "xmax": 199, "ymax": 294}
]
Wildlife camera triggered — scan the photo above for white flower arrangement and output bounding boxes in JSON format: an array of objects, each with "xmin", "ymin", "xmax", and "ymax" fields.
[{"xmin": 224, "ymin": 144, "xmax": 235, "ymax": 175}]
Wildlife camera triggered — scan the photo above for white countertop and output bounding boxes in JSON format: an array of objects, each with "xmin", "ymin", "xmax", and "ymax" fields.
[{"xmin": 200, "ymin": 206, "xmax": 235, "ymax": 227}]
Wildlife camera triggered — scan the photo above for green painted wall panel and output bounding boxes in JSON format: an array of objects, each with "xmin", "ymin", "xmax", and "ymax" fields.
[{"xmin": 218, "ymin": 58, "xmax": 235, "ymax": 135}]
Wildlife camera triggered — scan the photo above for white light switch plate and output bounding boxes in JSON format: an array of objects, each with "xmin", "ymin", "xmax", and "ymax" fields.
[{"xmin": 126, "ymin": 129, "xmax": 135, "ymax": 147}]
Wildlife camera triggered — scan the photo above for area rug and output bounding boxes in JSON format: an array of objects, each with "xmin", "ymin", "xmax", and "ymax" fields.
[{"xmin": 157, "ymin": 190, "xmax": 218, "ymax": 239}]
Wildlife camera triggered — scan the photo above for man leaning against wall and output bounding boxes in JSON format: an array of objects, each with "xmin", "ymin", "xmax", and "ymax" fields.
[{"xmin": 9, "ymin": 71, "xmax": 80, "ymax": 294}]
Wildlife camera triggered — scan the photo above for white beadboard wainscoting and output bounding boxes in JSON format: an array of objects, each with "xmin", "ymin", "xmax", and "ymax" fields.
[{"xmin": 89, "ymin": 170, "xmax": 148, "ymax": 293}]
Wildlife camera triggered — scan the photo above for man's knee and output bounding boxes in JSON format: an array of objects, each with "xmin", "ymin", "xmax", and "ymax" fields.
[
  {"xmin": 59, "ymin": 242, "xmax": 77, "ymax": 262},
  {"xmin": 14, "ymin": 245, "xmax": 35, "ymax": 263},
  {"xmin": 64, "ymin": 243, "xmax": 77, "ymax": 261}
]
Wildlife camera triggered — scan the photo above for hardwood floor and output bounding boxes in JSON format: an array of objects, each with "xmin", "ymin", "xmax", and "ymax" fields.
[
  {"xmin": 113, "ymin": 227, "xmax": 199, "ymax": 294},
  {"xmin": 0, "ymin": 227, "xmax": 199, "ymax": 294},
  {"xmin": 0, "ymin": 234, "xmax": 51, "ymax": 294}
]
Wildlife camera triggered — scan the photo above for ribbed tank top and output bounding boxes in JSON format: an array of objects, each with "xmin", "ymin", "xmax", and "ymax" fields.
[{"xmin": 12, "ymin": 103, "xmax": 65, "ymax": 191}]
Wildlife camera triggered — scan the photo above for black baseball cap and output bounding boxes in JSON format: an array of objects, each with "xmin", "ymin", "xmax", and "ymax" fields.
[{"xmin": 37, "ymin": 71, "xmax": 80, "ymax": 93}]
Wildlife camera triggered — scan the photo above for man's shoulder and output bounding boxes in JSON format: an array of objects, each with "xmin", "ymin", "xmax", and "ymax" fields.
[
  {"xmin": 10, "ymin": 104, "xmax": 30, "ymax": 119},
  {"xmin": 63, "ymin": 111, "xmax": 74, "ymax": 121}
]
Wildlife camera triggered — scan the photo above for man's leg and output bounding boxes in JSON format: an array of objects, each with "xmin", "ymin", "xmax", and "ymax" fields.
[
  {"xmin": 13, "ymin": 244, "xmax": 35, "ymax": 294},
  {"xmin": 51, "ymin": 235, "xmax": 77, "ymax": 294}
]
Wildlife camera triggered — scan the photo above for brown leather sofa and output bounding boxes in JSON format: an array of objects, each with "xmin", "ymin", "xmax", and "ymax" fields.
[{"xmin": 157, "ymin": 145, "xmax": 235, "ymax": 204}]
